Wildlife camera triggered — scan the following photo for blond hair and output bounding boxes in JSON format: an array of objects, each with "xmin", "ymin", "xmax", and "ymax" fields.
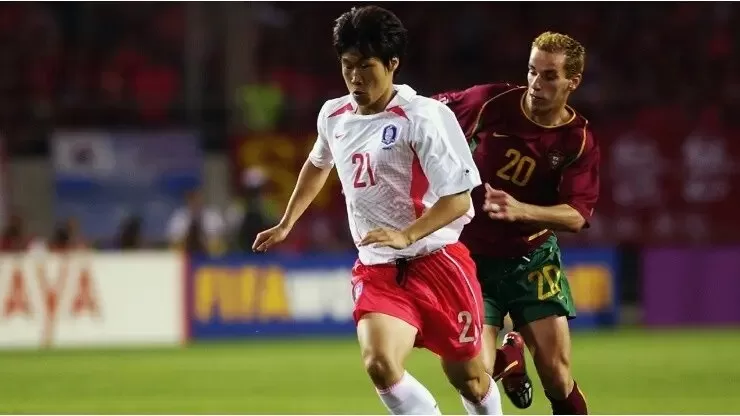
[{"xmin": 532, "ymin": 31, "xmax": 585, "ymax": 78}]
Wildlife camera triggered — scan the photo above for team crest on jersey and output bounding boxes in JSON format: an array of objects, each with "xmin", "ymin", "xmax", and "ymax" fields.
[
  {"xmin": 352, "ymin": 282, "xmax": 363, "ymax": 304},
  {"xmin": 547, "ymin": 150, "xmax": 566, "ymax": 170},
  {"xmin": 381, "ymin": 124, "xmax": 398, "ymax": 149}
]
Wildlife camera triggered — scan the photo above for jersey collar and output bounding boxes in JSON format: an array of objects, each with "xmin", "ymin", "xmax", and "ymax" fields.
[{"xmin": 347, "ymin": 84, "xmax": 416, "ymax": 117}]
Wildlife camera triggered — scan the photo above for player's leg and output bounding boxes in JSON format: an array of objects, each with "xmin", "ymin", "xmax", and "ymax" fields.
[
  {"xmin": 507, "ymin": 236, "xmax": 587, "ymax": 414},
  {"xmin": 480, "ymin": 325, "xmax": 499, "ymax": 374},
  {"xmin": 357, "ymin": 313, "xmax": 441, "ymax": 415},
  {"xmin": 418, "ymin": 244, "xmax": 503, "ymax": 415},
  {"xmin": 352, "ymin": 264, "xmax": 441, "ymax": 415},
  {"xmin": 472, "ymin": 255, "xmax": 506, "ymax": 375},
  {"xmin": 519, "ymin": 316, "xmax": 587, "ymax": 415},
  {"xmin": 474, "ymin": 255, "xmax": 533, "ymax": 409},
  {"xmin": 441, "ymin": 353, "xmax": 502, "ymax": 415}
]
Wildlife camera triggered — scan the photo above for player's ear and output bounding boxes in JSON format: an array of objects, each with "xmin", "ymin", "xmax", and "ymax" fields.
[
  {"xmin": 389, "ymin": 57, "xmax": 399, "ymax": 73},
  {"xmin": 568, "ymin": 74, "xmax": 582, "ymax": 91}
]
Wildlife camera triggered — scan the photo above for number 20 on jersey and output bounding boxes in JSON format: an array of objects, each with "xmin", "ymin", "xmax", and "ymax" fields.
[{"xmin": 496, "ymin": 148, "xmax": 536, "ymax": 187}]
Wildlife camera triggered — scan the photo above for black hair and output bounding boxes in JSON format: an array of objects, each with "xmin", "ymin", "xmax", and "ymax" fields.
[{"xmin": 332, "ymin": 6, "xmax": 408, "ymax": 73}]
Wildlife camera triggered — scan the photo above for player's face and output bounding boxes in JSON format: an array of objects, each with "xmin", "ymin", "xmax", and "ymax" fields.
[
  {"xmin": 341, "ymin": 50, "xmax": 397, "ymax": 110},
  {"xmin": 526, "ymin": 47, "xmax": 580, "ymax": 114}
]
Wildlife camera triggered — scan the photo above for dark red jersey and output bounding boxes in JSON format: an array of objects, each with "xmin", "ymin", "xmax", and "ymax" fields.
[{"xmin": 433, "ymin": 83, "xmax": 600, "ymax": 257}]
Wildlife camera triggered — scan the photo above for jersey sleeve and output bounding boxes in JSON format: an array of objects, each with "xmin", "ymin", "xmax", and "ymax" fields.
[
  {"xmin": 432, "ymin": 83, "xmax": 517, "ymax": 137},
  {"xmin": 411, "ymin": 102, "xmax": 482, "ymax": 197},
  {"xmin": 307, "ymin": 102, "xmax": 334, "ymax": 169},
  {"xmin": 559, "ymin": 125, "xmax": 600, "ymax": 227}
]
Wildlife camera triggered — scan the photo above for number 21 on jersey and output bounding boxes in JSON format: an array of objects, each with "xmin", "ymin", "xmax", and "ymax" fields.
[{"xmin": 352, "ymin": 153, "xmax": 377, "ymax": 188}]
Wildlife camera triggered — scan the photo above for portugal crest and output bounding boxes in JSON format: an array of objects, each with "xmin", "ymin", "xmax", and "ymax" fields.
[
  {"xmin": 381, "ymin": 125, "xmax": 398, "ymax": 148},
  {"xmin": 547, "ymin": 150, "xmax": 566, "ymax": 170}
]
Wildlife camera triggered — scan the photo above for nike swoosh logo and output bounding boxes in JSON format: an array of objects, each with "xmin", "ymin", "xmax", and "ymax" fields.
[
  {"xmin": 493, "ymin": 360, "xmax": 519, "ymax": 381},
  {"xmin": 335, "ymin": 133, "xmax": 346, "ymax": 139},
  {"xmin": 492, "ymin": 132, "xmax": 509, "ymax": 138}
]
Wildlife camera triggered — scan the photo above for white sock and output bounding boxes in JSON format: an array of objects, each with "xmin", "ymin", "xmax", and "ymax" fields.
[
  {"xmin": 376, "ymin": 371, "xmax": 441, "ymax": 415},
  {"xmin": 461, "ymin": 374, "xmax": 503, "ymax": 415}
]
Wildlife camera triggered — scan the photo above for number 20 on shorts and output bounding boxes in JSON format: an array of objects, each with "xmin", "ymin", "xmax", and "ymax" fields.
[{"xmin": 528, "ymin": 264, "xmax": 562, "ymax": 301}]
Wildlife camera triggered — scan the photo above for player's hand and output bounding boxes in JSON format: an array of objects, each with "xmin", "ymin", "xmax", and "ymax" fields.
[
  {"xmin": 252, "ymin": 223, "xmax": 291, "ymax": 253},
  {"xmin": 359, "ymin": 228, "xmax": 412, "ymax": 249},
  {"xmin": 482, "ymin": 183, "xmax": 526, "ymax": 222}
]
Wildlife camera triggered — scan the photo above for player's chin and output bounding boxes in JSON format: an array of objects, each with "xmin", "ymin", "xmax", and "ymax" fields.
[
  {"xmin": 352, "ymin": 91, "xmax": 371, "ymax": 105},
  {"xmin": 530, "ymin": 100, "xmax": 550, "ymax": 113}
]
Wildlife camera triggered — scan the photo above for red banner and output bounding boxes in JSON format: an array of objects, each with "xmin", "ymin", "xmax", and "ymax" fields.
[
  {"xmin": 561, "ymin": 106, "xmax": 740, "ymax": 245},
  {"xmin": 234, "ymin": 109, "xmax": 740, "ymax": 246}
]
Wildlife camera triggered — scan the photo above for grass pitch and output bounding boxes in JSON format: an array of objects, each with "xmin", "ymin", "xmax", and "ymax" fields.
[{"xmin": 1, "ymin": 328, "xmax": 739, "ymax": 414}]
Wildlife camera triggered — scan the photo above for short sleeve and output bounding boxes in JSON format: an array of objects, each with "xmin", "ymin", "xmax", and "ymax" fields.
[
  {"xmin": 432, "ymin": 83, "xmax": 516, "ymax": 137},
  {"xmin": 411, "ymin": 102, "xmax": 482, "ymax": 197},
  {"xmin": 308, "ymin": 103, "xmax": 334, "ymax": 169},
  {"xmin": 559, "ymin": 125, "xmax": 600, "ymax": 227}
]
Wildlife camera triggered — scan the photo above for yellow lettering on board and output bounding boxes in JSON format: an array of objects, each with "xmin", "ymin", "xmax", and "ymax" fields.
[
  {"xmin": 219, "ymin": 269, "xmax": 244, "ymax": 322},
  {"xmin": 194, "ymin": 268, "xmax": 216, "ymax": 322},
  {"xmin": 238, "ymin": 266, "xmax": 258, "ymax": 319},
  {"xmin": 258, "ymin": 267, "xmax": 290, "ymax": 319},
  {"xmin": 568, "ymin": 265, "xmax": 612, "ymax": 312}
]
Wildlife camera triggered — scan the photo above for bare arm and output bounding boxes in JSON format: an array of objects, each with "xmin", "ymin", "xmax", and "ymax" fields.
[
  {"xmin": 401, "ymin": 191, "xmax": 472, "ymax": 244},
  {"xmin": 279, "ymin": 159, "xmax": 332, "ymax": 229},
  {"xmin": 483, "ymin": 184, "xmax": 588, "ymax": 233},
  {"xmin": 252, "ymin": 159, "xmax": 331, "ymax": 252},
  {"xmin": 519, "ymin": 203, "xmax": 586, "ymax": 233},
  {"xmin": 359, "ymin": 191, "xmax": 472, "ymax": 248}
]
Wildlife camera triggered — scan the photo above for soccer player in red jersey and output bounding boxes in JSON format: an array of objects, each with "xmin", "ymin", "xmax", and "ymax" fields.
[
  {"xmin": 254, "ymin": 6, "xmax": 503, "ymax": 415},
  {"xmin": 433, "ymin": 32, "xmax": 598, "ymax": 415}
]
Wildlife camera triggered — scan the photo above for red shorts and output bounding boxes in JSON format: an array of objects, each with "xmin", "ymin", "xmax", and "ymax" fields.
[{"xmin": 351, "ymin": 242, "xmax": 484, "ymax": 361}]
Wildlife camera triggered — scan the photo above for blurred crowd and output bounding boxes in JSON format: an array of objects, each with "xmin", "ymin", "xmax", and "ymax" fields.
[
  {"xmin": 0, "ymin": 3, "xmax": 203, "ymax": 155},
  {"xmin": 0, "ymin": 2, "xmax": 737, "ymax": 252},
  {"xmin": 2, "ymin": 3, "xmax": 737, "ymax": 142},
  {"xmin": 1, "ymin": 164, "xmax": 354, "ymax": 254},
  {"xmin": 248, "ymin": 2, "xmax": 740, "ymax": 132}
]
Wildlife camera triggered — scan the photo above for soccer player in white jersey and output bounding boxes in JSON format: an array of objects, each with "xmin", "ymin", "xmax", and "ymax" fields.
[{"xmin": 253, "ymin": 6, "xmax": 503, "ymax": 415}]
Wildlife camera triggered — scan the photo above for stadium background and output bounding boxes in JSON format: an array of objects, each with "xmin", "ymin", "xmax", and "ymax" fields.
[{"xmin": 0, "ymin": 2, "xmax": 739, "ymax": 414}]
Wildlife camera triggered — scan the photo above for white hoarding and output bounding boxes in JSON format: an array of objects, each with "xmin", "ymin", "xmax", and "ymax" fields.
[{"xmin": 0, "ymin": 251, "xmax": 184, "ymax": 349}]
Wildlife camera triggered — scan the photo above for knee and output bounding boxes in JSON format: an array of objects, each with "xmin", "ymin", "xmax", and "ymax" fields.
[
  {"xmin": 455, "ymin": 374, "xmax": 493, "ymax": 403},
  {"xmin": 449, "ymin": 371, "xmax": 491, "ymax": 403},
  {"xmin": 537, "ymin": 352, "xmax": 572, "ymax": 399},
  {"xmin": 363, "ymin": 351, "xmax": 404, "ymax": 389}
]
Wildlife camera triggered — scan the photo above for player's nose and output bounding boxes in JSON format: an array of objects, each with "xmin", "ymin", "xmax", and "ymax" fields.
[
  {"xmin": 350, "ymin": 70, "xmax": 363, "ymax": 85},
  {"xmin": 530, "ymin": 75, "xmax": 542, "ymax": 90}
]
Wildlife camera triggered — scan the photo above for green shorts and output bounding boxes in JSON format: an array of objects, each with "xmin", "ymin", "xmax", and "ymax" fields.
[{"xmin": 472, "ymin": 235, "xmax": 577, "ymax": 330}]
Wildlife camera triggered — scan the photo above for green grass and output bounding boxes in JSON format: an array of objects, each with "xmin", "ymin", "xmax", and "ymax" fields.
[{"xmin": 1, "ymin": 328, "xmax": 739, "ymax": 414}]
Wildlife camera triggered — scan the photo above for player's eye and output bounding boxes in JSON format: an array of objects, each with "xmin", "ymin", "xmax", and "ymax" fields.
[{"xmin": 528, "ymin": 70, "xmax": 537, "ymax": 76}]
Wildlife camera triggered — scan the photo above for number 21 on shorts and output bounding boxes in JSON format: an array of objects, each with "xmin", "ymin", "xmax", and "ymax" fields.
[
  {"xmin": 457, "ymin": 310, "xmax": 477, "ymax": 343},
  {"xmin": 352, "ymin": 152, "xmax": 377, "ymax": 188}
]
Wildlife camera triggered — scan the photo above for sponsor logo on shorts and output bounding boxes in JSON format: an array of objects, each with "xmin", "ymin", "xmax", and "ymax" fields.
[{"xmin": 352, "ymin": 281, "xmax": 363, "ymax": 304}]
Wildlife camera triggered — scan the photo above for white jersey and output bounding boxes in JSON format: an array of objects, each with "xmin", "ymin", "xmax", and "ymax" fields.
[{"xmin": 309, "ymin": 84, "xmax": 482, "ymax": 265}]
